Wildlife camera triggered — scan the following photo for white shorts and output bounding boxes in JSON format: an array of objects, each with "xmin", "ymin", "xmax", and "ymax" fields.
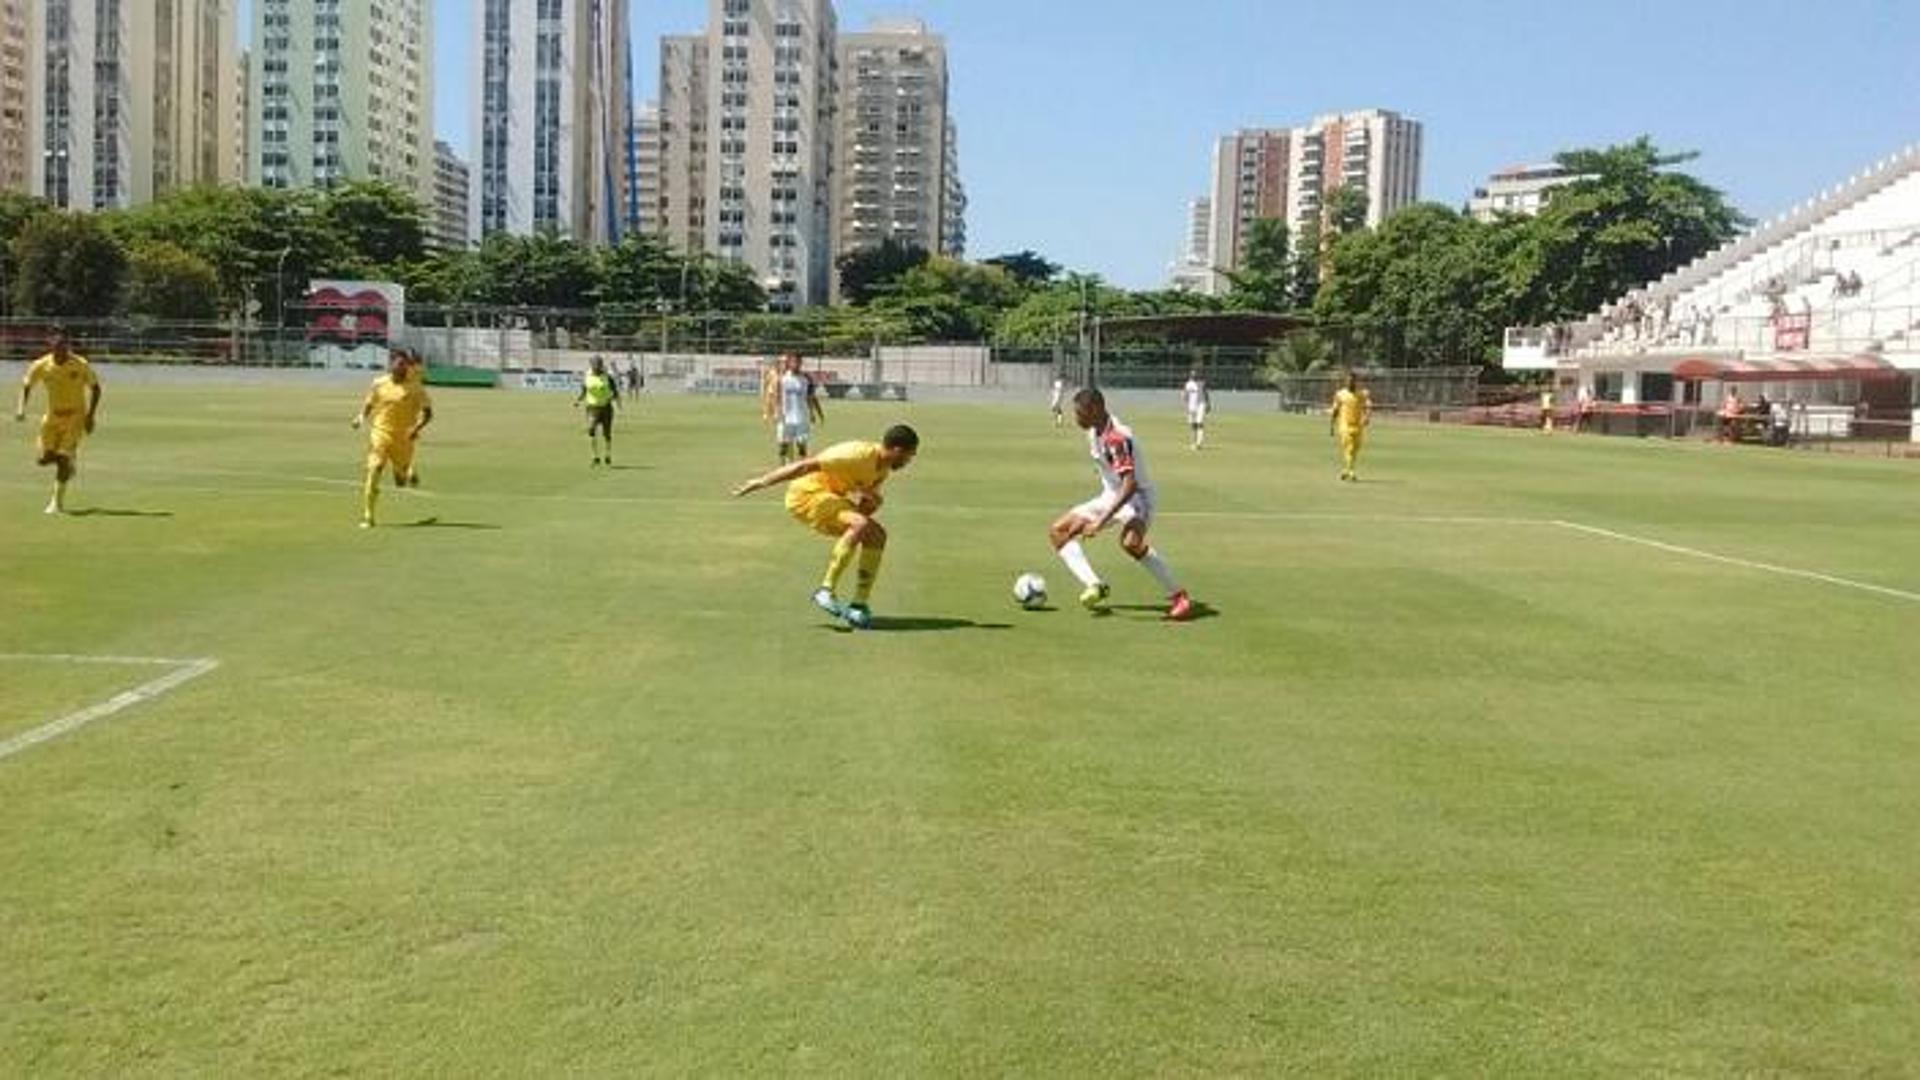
[
  {"xmin": 1069, "ymin": 491, "xmax": 1155, "ymax": 534},
  {"xmin": 1188, "ymin": 409, "xmax": 1208, "ymax": 426},
  {"xmin": 777, "ymin": 420, "xmax": 811, "ymax": 445}
]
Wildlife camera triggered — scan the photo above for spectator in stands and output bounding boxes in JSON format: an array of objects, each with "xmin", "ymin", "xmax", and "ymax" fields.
[
  {"xmin": 1576, "ymin": 384, "xmax": 1595, "ymax": 434},
  {"xmin": 1701, "ymin": 306, "xmax": 1717, "ymax": 345},
  {"xmin": 1769, "ymin": 398, "xmax": 1791, "ymax": 447}
]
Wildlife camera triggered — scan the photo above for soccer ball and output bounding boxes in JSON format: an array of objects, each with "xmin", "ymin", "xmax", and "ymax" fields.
[{"xmin": 1013, "ymin": 572, "xmax": 1048, "ymax": 609}]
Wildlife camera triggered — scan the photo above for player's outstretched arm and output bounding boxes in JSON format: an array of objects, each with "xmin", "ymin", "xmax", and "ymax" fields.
[
  {"xmin": 85, "ymin": 382, "xmax": 101, "ymax": 433},
  {"xmin": 14, "ymin": 379, "xmax": 30, "ymax": 421},
  {"xmin": 733, "ymin": 457, "xmax": 819, "ymax": 498},
  {"xmin": 412, "ymin": 406, "xmax": 434, "ymax": 441}
]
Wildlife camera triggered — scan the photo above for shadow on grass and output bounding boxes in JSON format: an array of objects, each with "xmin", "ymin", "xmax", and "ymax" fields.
[
  {"xmin": 404, "ymin": 516, "xmax": 503, "ymax": 530},
  {"xmin": 604, "ymin": 464, "xmax": 654, "ymax": 472},
  {"xmin": 818, "ymin": 615, "xmax": 1015, "ymax": 634},
  {"xmin": 1109, "ymin": 602, "xmax": 1223, "ymax": 623},
  {"xmin": 68, "ymin": 507, "xmax": 174, "ymax": 519}
]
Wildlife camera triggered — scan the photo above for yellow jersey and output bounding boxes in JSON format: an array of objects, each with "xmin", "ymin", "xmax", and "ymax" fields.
[
  {"xmin": 24, "ymin": 354, "xmax": 98, "ymax": 415},
  {"xmin": 789, "ymin": 440, "xmax": 890, "ymax": 501},
  {"xmin": 1332, "ymin": 388, "xmax": 1371, "ymax": 431},
  {"xmin": 581, "ymin": 372, "xmax": 617, "ymax": 407},
  {"xmin": 363, "ymin": 374, "xmax": 431, "ymax": 439}
]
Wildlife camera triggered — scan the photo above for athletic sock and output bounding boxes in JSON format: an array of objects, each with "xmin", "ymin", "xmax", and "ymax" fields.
[
  {"xmin": 1057, "ymin": 539, "xmax": 1101, "ymax": 588},
  {"xmin": 821, "ymin": 534, "xmax": 858, "ymax": 593},
  {"xmin": 1139, "ymin": 548, "xmax": 1180, "ymax": 594},
  {"xmin": 362, "ymin": 470, "xmax": 380, "ymax": 522},
  {"xmin": 853, "ymin": 546, "xmax": 885, "ymax": 603},
  {"xmin": 53, "ymin": 478, "xmax": 68, "ymax": 511}
]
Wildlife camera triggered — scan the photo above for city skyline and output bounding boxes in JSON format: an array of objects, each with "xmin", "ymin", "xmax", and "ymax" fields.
[{"xmin": 164, "ymin": 0, "xmax": 1920, "ymax": 290}]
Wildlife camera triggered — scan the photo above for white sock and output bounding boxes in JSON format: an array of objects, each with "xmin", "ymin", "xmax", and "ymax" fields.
[
  {"xmin": 1138, "ymin": 548, "xmax": 1180, "ymax": 594},
  {"xmin": 1057, "ymin": 539, "xmax": 1101, "ymax": 588}
]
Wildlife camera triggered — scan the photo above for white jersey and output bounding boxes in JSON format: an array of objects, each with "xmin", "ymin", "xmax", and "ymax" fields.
[
  {"xmin": 1049, "ymin": 380, "xmax": 1065, "ymax": 408},
  {"xmin": 778, "ymin": 372, "xmax": 812, "ymax": 427},
  {"xmin": 1184, "ymin": 379, "xmax": 1208, "ymax": 419},
  {"xmin": 1088, "ymin": 415, "xmax": 1154, "ymax": 500}
]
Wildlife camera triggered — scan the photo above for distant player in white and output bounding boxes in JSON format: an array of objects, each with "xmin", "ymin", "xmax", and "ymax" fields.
[
  {"xmin": 1047, "ymin": 386, "xmax": 1196, "ymax": 621},
  {"xmin": 1049, "ymin": 375, "xmax": 1067, "ymax": 427},
  {"xmin": 774, "ymin": 353, "xmax": 825, "ymax": 463},
  {"xmin": 1183, "ymin": 369, "xmax": 1211, "ymax": 449}
]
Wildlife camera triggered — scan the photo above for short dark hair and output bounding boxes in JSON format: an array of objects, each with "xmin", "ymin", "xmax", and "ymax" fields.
[
  {"xmin": 882, "ymin": 424, "xmax": 919, "ymax": 451},
  {"xmin": 1072, "ymin": 386, "xmax": 1104, "ymax": 409}
]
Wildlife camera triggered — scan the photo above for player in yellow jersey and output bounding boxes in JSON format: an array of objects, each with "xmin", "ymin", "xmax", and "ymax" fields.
[
  {"xmin": 731, "ymin": 424, "xmax": 921, "ymax": 630},
  {"xmin": 14, "ymin": 329, "xmax": 102, "ymax": 515},
  {"xmin": 573, "ymin": 355, "xmax": 623, "ymax": 466},
  {"xmin": 351, "ymin": 349, "xmax": 433, "ymax": 528},
  {"xmin": 1329, "ymin": 372, "xmax": 1372, "ymax": 482}
]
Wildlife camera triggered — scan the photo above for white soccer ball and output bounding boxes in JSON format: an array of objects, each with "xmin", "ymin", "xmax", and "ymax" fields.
[{"xmin": 1013, "ymin": 572, "xmax": 1048, "ymax": 609}]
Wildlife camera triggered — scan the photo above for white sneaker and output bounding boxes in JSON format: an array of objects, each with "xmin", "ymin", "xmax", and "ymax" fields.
[{"xmin": 44, "ymin": 499, "xmax": 61, "ymax": 515}]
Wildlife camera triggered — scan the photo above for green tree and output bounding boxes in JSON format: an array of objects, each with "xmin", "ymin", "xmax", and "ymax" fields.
[
  {"xmin": 1325, "ymin": 185, "xmax": 1369, "ymax": 237},
  {"xmin": 123, "ymin": 241, "xmax": 222, "ymax": 320},
  {"xmin": 318, "ymin": 180, "xmax": 430, "ymax": 276},
  {"xmin": 1520, "ymin": 137, "xmax": 1746, "ymax": 321},
  {"xmin": 108, "ymin": 186, "xmax": 351, "ymax": 320},
  {"xmin": 869, "ymin": 257, "xmax": 1025, "ymax": 340},
  {"xmin": 686, "ymin": 255, "xmax": 768, "ymax": 313},
  {"xmin": 0, "ymin": 191, "xmax": 48, "ymax": 316},
  {"xmin": 600, "ymin": 232, "xmax": 691, "ymax": 310},
  {"xmin": 836, "ymin": 238, "xmax": 929, "ymax": 305},
  {"xmin": 469, "ymin": 232, "xmax": 603, "ymax": 311},
  {"xmin": 11, "ymin": 211, "xmax": 128, "ymax": 317},
  {"xmin": 982, "ymin": 250, "xmax": 1061, "ymax": 288},
  {"xmin": 1225, "ymin": 217, "xmax": 1292, "ymax": 311}
]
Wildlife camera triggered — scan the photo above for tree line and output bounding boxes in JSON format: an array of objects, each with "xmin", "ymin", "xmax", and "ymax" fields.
[{"xmin": 0, "ymin": 138, "xmax": 1743, "ymax": 371}]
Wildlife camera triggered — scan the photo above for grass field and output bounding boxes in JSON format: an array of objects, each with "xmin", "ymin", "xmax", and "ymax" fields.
[{"xmin": 4, "ymin": 382, "xmax": 1919, "ymax": 1075}]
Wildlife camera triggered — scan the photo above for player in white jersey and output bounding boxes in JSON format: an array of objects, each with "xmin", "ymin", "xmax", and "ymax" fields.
[
  {"xmin": 1047, "ymin": 387, "xmax": 1196, "ymax": 621},
  {"xmin": 773, "ymin": 353, "xmax": 825, "ymax": 463},
  {"xmin": 1049, "ymin": 375, "xmax": 1067, "ymax": 427},
  {"xmin": 1182, "ymin": 369, "xmax": 1211, "ymax": 449}
]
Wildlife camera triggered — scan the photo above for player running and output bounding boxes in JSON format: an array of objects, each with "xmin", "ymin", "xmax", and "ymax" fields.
[
  {"xmin": 1330, "ymin": 372, "xmax": 1372, "ymax": 481},
  {"xmin": 1182, "ymin": 369, "xmax": 1211, "ymax": 450},
  {"xmin": 574, "ymin": 355, "xmax": 623, "ymax": 466},
  {"xmin": 770, "ymin": 353, "xmax": 825, "ymax": 463},
  {"xmin": 731, "ymin": 424, "xmax": 920, "ymax": 630},
  {"xmin": 1048, "ymin": 387, "xmax": 1195, "ymax": 621},
  {"xmin": 1049, "ymin": 374, "xmax": 1067, "ymax": 427},
  {"xmin": 13, "ymin": 328, "xmax": 101, "ymax": 515},
  {"xmin": 352, "ymin": 348, "xmax": 433, "ymax": 528}
]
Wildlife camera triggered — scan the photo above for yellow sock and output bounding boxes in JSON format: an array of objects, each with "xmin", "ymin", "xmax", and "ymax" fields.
[
  {"xmin": 853, "ymin": 546, "xmax": 885, "ymax": 603},
  {"xmin": 821, "ymin": 535, "xmax": 857, "ymax": 593},
  {"xmin": 362, "ymin": 470, "xmax": 381, "ymax": 522}
]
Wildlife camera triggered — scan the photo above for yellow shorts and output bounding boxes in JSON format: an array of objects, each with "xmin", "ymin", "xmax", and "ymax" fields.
[
  {"xmin": 38, "ymin": 412, "xmax": 85, "ymax": 458},
  {"xmin": 786, "ymin": 489, "xmax": 857, "ymax": 537},
  {"xmin": 1338, "ymin": 429, "xmax": 1365, "ymax": 453},
  {"xmin": 367, "ymin": 432, "xmax": 416, "ymax": 475}
]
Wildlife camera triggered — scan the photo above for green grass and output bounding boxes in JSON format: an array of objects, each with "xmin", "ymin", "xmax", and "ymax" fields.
[{"xmin": 3, "ymin": 384, "xmax": 1919, "ymax": 1075}]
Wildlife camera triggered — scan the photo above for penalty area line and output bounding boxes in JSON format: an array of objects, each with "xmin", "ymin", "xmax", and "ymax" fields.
[
  {"xmin": 1553, "ymin": 521, "xmax": 1920, "ymax": 606},
  {"xmin": 0, "ymin": 655, "xmax": 220, "ymax": 762}
]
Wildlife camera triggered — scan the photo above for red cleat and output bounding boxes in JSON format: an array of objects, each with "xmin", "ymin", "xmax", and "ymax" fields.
[{"xmin": 1166, "ymin": 590, "xmax": 1195, "ymax": 622}]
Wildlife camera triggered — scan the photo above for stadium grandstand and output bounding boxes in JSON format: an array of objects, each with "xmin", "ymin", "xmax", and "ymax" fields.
[{"xmin": 1506, "ymin": 144, "xmax": 1920, "ymax": 442}]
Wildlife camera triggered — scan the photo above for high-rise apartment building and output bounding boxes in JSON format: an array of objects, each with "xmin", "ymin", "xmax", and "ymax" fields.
[
  {"xmin": 658, "ymin": 0, "xmax": 838, "ymax": 309},
  {"xmin": 1169, "ymin": 196, "xmax": 1211, "ymax": 292},
  {"xmin": 432, "ymin": 139, "xmax": 470, "ymax": 251},
  {"xmin": 473, "ymin": 0, "xmax": 632, "ymax": 245},
  {"xmin": 940, "ymin": 120, "xmax": 965, "ymax": 257},
  {"xmin": 250, "ymin": 0, "xmax": 433, "ymax": 201},
  {"xmin": 633, "ymin": 100, "xmax": 661, "ymax": 236},
  {"xmin": 233, "ymin": 49, "xmax": 248, "ymax": 183},
  {"xmin": 835, "ymin": 17, "xmax": 953, "ymax": 288},
  {"xmin": 0, "ymin": 0, "xmax": 31, "ymax": 193},
  {"xmin": 1206, "ymin": 109, "xmax": 1422, "ymax": 294},
  {"xmin": 656, "ymin": 34, "xmax": 708, "ymax": 254},
  {"xmin": 32, "ymin": 0, "xmax": 241, "ymax": 210}
]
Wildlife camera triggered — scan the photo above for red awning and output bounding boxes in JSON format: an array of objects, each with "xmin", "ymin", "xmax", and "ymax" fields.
[{"xmin": 1673, "ymin": 355, "xmax": 1906, "ymax": 382}]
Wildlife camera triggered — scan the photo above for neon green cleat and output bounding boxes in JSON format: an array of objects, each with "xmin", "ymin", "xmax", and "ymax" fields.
[{"xmin": 1078, "ymin": 582, "xmax": 1111, "ymax": 611}]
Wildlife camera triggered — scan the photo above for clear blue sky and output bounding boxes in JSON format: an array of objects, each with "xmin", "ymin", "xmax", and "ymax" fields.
[{"xmin": 247, "ymin": 1, "xmax": 1920, "ymax": 289}]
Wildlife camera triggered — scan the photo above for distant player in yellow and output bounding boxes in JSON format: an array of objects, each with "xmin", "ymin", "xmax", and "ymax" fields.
[
  {"xmin": 1329, "ymin": 372, "xmax": 1371, "ymax": 482},
  {"xmin": 731, "ymin": 424, "xmax": 921, "ymax": 630},
  {"xmin": 14, "ymin": 329, "xmax": 102, "ymax": 515},
  {"xmin": 352, "ymin": 349, "xmax": 433, "ymax": 528},
  {"xmin": 573, "ymin": 355, "xmax": 622, "ymax": 466}
]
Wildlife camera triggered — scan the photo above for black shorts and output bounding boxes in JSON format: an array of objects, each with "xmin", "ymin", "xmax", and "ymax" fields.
[{"xmin": 586, "ymin": 404, "xmax": 615, "ymax": 436}]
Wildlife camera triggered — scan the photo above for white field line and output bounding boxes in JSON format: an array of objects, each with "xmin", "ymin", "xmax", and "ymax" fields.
[
  {"xmin": 1552, "ymin": 521, "xmax": 1920, "ymax": 606},
  {"xmin": 0, "ymin": 656, "xmax": 220, "ymax": 762}
]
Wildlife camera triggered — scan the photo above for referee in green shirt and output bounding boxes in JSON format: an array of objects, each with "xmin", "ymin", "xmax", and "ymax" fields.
[{"xmin": 574, "ymin": 356, "xmax": 624, "ymax": 466}]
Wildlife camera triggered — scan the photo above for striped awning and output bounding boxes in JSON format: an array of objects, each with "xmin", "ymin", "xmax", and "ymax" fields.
[{"xmin": 1672, "ymin": 354, "xmax": 1906, "ymax": 382}]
